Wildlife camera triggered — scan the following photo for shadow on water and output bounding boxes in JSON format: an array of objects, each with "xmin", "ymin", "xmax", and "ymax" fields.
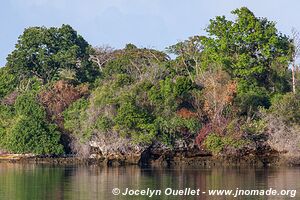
[{"xmin": 0, "ymin": 163, "xmax": 299, "ymax": 200}]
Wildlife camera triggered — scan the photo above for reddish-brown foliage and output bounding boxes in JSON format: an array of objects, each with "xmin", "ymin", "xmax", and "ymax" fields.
[
  {"xmin": 200, "ymin": 69, "xmax": 237, "ymax": 121},
  {"xmin": 38, "ymin": 80, "xmax": 88, "ymax": 127},
  {"xmin": 176, "ymin": 108, "xmax": 198, "ymax": 119},
  {"xmin": 195, "ymin": 123, "xmax": 212, "ymax": 148},
  {"xmin": 195, "ymin": 117, "xmax": 230, "ymax": 149},
  {"xmin": 1, "ymin": 91, "xmax": 19, "ymax": 106},
  {"xmin": 224, "ymin": 80, "xmax": 237, "ymax": 105}
]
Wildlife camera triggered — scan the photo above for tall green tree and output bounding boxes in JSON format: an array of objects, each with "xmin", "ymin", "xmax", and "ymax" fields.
[
  {"xmin": 202, "ymin": 7, "xmax": 292, "ymax": 93},
  {"xmin": 6, "ymin": 24, "xmax": 97, "ymax": 84},
  {"xmin": 170, "ymin": 7, "xmax": 293, "ymax": 114}
]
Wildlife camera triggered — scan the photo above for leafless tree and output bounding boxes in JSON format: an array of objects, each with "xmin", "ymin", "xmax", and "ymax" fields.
[
  {"xmin": 90, "ymin": 45, "xmax": 115, "ymax": 71},
  {"xmin": 291, "ymin": 28, "xmax": 300, "ymax": 94}
]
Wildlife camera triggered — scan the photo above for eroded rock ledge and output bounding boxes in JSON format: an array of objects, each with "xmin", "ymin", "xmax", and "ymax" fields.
[{"xmin": 1, "ymin": 139, "xmax": 299, "ymax": 167}]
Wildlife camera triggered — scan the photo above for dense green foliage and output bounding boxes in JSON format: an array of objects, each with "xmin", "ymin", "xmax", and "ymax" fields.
[
  {"xmin": 268, "ymin": 93, "xmax": 300, "ymax": 124},
  {"xmin": 169, "ymin": 7, "xmax": 292, "ymax": 115},
  {"xmin": 0, "ymin": 92, "xmax": 63, "ymax": 154},
  {"xmin": 0, "ymin": 67, "xmax": 17, "ymax": 98},
  {"xmin": 63, "ymin": 48, "xmax": 199, "ymax": 145},
  {"xmin": 0, "ymin": 7, "xmax": 299, "ymax": 156},
  {"xmin": 6, "ymin": 24, "xmax": 98, "ymax": 84},
  {"xmin": 204, "ymin": 133, "xmax": 246, "ymax": 154},
  {"xmin": 63, "ymin": 98, "xmax": 90, "ymax": 141}
]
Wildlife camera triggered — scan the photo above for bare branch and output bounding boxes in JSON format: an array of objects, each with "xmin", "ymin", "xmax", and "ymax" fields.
[{"xmin": 90, "ymin": 45, "xmax": 115, "ymax": 71}]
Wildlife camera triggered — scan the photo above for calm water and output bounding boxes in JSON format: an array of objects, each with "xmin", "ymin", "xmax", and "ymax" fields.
[{"xmin": 0, "ymin": 163, "xmax": 299, "ymax": 200}]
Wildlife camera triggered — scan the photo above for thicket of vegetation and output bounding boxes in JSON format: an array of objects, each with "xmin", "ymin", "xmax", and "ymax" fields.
[{"xmin": 0, "ymin": 7, "xmax": 299, "ymax": 156}]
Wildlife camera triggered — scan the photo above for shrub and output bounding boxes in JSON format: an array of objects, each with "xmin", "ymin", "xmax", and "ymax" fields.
[
  {"xmin": 265, "ymin": 114, "xmax": 300, "ymax": 154},
  {"xmin": 148, "ymin": 78, "xmax": 178, "ymax": 113},
  {"xmin": 95, "ymin": 116, "xmax": 113, "ymax": 131},
  {"xmin": 63, "ymin": 98, "xmax": 90, "ymax": 141},
  {"xmin": 0, "ymin": 92, "xmax": 63, "ymax": 154},
  {"xmin": 16, "ymin": 77, "xmax": 43, "ymax": 93},
  {"xmin": 203, "ymin": 133, "xmax": 246, "ymax": 154},
  {"xmin": 174, "ymin": 76, "xmax": 193, "ymax": 97},
  {"xmin": 115, "ymin": 74, "xmax": 133, "ymax": 87},
  {"xmin": 268, "ymin": 93, "xmax": 300, "ymax": 124},
  {"xmin": 264, "ymin": 93, "xmax": 300, "ymax": 154},
  {"xmin": 0, "ymin": 67, "xmax": 17, "ymax": 99},
  {"xmin": 176, "ymin": 108, "xmax": 198, "ymax": 119},
  {"xmin": 222, "ymin": 136, "xmax": 246, "ymax": 149},
  {"xmin": 195, "ymin": 124, "xmax": 212, "ymax": 148},
  {"xmin": 203, "ymin": 133, "xmax": 224, "ymax": 154},
  {"xmin": 113, "ymin": 101, "xmax": 157, "ymax": 143},
  {"xmin": 241, "ymin": 119, "xmax": 267, "ymax": 135},
  {"xmin": 236, "ymin": 81, "xmax": 270, "ymax": 115},
  {"xmin": 5, "ymin": 116, "xmax": 63, "ymax": 154},
  {"xmin": 15, "ymin": 93, "xmax": 45, "ymax": 121},
  {"xmin": 0, "ymin": 105, "xmax": 15, "ymax": 148},
  {"xmin": 114, "ymin": 102, "xmax": 152, "ymax": 129}
]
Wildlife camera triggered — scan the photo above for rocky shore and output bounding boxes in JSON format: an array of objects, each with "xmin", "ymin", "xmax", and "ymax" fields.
[{"xmin": 1, "ymin": 138, "xmax": 299, "ymax": 167}]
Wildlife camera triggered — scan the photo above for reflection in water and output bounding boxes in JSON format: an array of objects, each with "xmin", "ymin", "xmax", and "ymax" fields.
[{"xmin": 0, "ymin": 163, "xmax": 299, "ymax": 200}]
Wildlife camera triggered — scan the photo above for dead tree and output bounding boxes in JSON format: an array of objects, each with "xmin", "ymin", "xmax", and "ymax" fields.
[
  {"xmin": 291, "ymin": 28, "xmax": 300, "ymax": 94},
  {"xmin": 89, "ymin": 45, "xmax": 115, "ymax": 71}
]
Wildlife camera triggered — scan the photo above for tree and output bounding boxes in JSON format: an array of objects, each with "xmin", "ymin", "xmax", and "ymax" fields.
[
  {"xmin": 167, "ymin": 36, "xmax": 204, "ymax": 82},
  {"xmin": 201, "ymin": 68, "xmax": 237, "ymax": 122},
  {"xmin": 291, "ymin": 28, "xmax": 300, "ymax": 94},
  {"xmin": 197, "ymin": 7, "xmax": 293, "ymax": 115},
  {"xmin": 168, "ymin": 7, "xmax": 293, "ymax": 115},
  {"xmin": 202, "ymin": 7, "xmax": 292, "ymax": 92},
  {"xmin": 0, "ymin": 67, "xmax": 17, "ymax": 99},
  {"xmin": 6, "ymin": 24, "xmax": 96, "ymax": 84},
  {"xmin": 90, "ymin": 45, "xmax": 115, "ymax": 71}
]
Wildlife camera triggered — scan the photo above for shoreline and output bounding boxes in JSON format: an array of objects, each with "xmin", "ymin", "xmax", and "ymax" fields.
[{"xmin": 1, "ymin": 153, "xmax": 299, "ymax": 167}]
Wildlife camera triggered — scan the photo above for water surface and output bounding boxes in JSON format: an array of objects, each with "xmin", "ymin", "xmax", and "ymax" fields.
[{"xmin": 0, "ymin": 163, "xmax": 299, "ymax": 200}]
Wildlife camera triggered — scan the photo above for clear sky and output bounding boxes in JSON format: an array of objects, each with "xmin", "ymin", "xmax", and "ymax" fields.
[{"xmin": 1, "ymin": 0, "xmax": 300, "ymax": 66}]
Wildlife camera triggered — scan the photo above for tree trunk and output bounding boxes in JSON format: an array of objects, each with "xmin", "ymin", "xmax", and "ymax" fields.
[{"xmin": 292, "ymin": 64, "xmax": 296, "ymax": 94}]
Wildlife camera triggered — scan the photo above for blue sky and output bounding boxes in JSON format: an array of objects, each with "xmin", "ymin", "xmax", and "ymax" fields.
[{"xmin": 1, "ymin": 0, "xmax": 299, "ymax": 66}]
